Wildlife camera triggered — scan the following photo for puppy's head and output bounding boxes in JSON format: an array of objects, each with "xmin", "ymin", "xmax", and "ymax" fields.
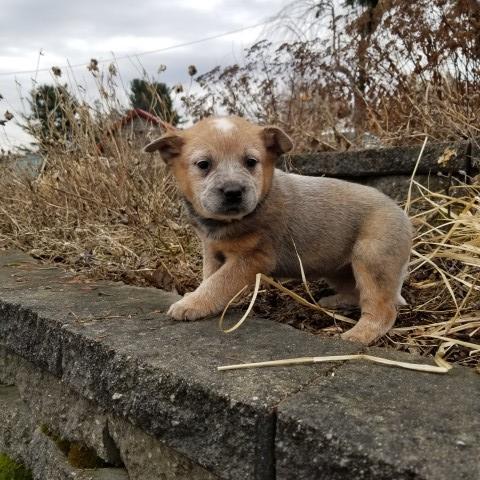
[{"xmin": 144, "ymin": 116, "xmax": 292, "ymax": 220}]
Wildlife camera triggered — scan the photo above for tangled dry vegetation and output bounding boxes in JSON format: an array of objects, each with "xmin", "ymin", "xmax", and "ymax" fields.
[
  {"xmin": 184, "ymin": 0, "xmax": 480, "ymax": 150},
  {"xmin": 395, "ymin": 180, "xmax": 480, "ymax": 369},
  {"xmin": 0, "ymin": 149, "xmax": 201, "ymax": 294},
  {"xmin": 0, "ymin": 0, "xmax": 479, "ymax": 369}
]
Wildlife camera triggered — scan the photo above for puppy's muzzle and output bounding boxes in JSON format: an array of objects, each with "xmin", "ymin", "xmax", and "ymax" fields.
[{"xmin": 219, "ymin": 182, "xmax": 245, "ymax": 208}]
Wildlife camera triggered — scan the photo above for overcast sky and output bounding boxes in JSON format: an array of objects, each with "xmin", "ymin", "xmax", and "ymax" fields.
[{"xmin": 0, "ymin": 0, "xmax": 289, "ymax": 150}]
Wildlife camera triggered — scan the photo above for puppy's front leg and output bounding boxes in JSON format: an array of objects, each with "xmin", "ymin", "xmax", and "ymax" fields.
[
  {"xmin": 202, "ymin": 243, "xmax": 223, "ymax": 280},
  {"xmin": 168, "ymin": 253, "xmax": 271, "ymax": 321}
]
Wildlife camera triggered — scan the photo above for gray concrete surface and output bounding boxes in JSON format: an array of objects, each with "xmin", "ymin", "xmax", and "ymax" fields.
[
  {"xmin": 0, "ymin": 251, "xmax": 358, "ymax": 480},
  {"xmin": 1, "ymin": 251, "xmax": 479, "ymax": 480},
  {"xmin": 0, "ymin": 349, "xmax": 220, "ymax": 480},
  {"xmin": 279, "ymin": 139, "xmax": 477, "ymax": 201},
  {"xmin": 276, "ymin": 347, "xmax": 480, "ymax": 480}
]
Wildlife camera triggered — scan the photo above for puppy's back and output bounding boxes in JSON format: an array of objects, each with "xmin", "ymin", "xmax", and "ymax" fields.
[{"xmin": 266, "ymin": 170, "xmax": 411, "ymax": 277}]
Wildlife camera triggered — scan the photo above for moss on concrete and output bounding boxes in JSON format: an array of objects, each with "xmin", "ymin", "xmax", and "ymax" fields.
[
  {"xmin": 67, "ymin": 443, "xmax": 106, "ymax": 469},
  {"xmin": 0, "ymin": 453, "xmax": 32, "ymax": 480},
  {"xmin": 40, "ymin": 425, "xmax": 107, "ymax": 469}
]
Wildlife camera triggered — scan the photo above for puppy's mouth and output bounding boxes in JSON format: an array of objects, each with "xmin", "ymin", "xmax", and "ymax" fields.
[
  {"xmin": 221, "ymin": 205, "xmax": 243, "ymax": 214},
  {"xmin": 200, "ymin": 199, "xmax": 257, "ymax": 221},
  {"xmin": 185, "ymin": 195, "xmax": 263, "ymax": 226},
  {"xmin": 211, "ymin": 203, "xmax": 250, "ymax": 219}
]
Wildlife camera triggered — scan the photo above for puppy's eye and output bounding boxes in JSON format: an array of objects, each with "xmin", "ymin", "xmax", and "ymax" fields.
[
  {"xmin": 196, "ymin": 159, "xmax": 211, "ymax": 171},
  {"xmin": 245, "ymin": 157, "xmax": 258, "ymax": 168}
]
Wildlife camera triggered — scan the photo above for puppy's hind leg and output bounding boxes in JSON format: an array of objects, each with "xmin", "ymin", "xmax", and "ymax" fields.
[
  {"xmin": 319, "ymin": 265, "xmax": 360, "ymax": 309},
  {"xmin": 341, "ymin": 240, "xmax": 408, "ymax": 345}
]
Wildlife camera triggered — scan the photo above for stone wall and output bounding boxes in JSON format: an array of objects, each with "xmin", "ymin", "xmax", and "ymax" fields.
[
  {"xmin": 1, "ymin": 348, "xmax": 216, "ymax": 480},
  {"xmin": 1, "ymin": 138, "xmax": 480, "ymax": 480},
  {"xmin": 280, "ymin": 138, "xmax": 479, "ymax": 200},
  {"xmin": 0, "ymin": 252, "xmax": 479, "ymax": 480}
]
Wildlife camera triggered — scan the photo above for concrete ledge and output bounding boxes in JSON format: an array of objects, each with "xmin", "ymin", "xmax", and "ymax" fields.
[
  {"xmin": 283, "ymin": 140, "xmax": 472, "ymax": 177},
  {"xmin": 0, "ymin": 350, "xmax": 219, "ymax": 480},
  {"xmin": 279, "ymin": 139, "xmax": 479, "ymax": 201},
  {"xmin": 1, "ymin": 251, "xmax": 479, "ymax": 480},
  {"xmin": 276, "ymin": 347, "xmax": 480, "ymax": 480},
  {"xmin": 0, "ymin": 251, "xmax": 358, "ymax": 480}
]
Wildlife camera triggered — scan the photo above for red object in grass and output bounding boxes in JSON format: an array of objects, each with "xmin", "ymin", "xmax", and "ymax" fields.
[{"xmin": 97, "ymin": 108, "xmax": 176, "ymax": 153}]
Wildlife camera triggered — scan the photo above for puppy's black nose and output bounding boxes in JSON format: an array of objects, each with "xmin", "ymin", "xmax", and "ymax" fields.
[{"xmin": 220, "ymin": 185, "xmax": 244, "ymax": 204}]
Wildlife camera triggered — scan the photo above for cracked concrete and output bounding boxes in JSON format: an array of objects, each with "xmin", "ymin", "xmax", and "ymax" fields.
[
  {"xmin": 283, "ymin": 139, "xmax": 471, "ymax": 177},
  {"xmin": 276, "ymin": 346, "xmax": 480, "ymax": 480}
]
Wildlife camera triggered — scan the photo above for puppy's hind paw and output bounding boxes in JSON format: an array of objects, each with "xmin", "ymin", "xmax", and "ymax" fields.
[
  {"xmin": 340, "ymin": 324, "xmax": 382, "ymax": 345},
  {"xmin": 319, "ymin": 294, "xmax": 359, "ymax": 309},
  {"xmin": 340, "ymin": 329, "xmax": 371, "ymax": 345},
  {"xmin": 318, "ymin": 293, "xmax": 358, "ymax": 308}
]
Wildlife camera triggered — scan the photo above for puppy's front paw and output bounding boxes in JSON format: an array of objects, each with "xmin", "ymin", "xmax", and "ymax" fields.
[{"xmin": 167, "ymin": 296, "xmax": 211, "ymax": 321}]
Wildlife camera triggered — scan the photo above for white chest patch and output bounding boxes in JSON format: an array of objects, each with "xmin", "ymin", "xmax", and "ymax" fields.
[{"xmin": 213, "ymin": 118, "xmax": 235, "ymax": 133}]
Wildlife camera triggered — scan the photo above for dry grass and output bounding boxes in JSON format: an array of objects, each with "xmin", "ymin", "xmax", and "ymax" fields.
[
  {"xmin": 0, "ymin": 147, "xmax": 201, "ymax": 294},
  {"xmin": 217, "ymin": 352, "xmax": 451, "ymax": 373},
  {"xmin": 1, "ymin": 65, "xmax": 201, "ymax": 293},
  {"xmin": 392, "ymin": 180, "xmax": 480, "ymax": 369},
  {"xmin": 185, "ymin": 1, "xmax": 480, "ymax": 151}
]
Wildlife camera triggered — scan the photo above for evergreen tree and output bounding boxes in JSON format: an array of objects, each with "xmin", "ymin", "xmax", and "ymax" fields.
[
  {"xmin": 24, "ymin": 84, "xmax": 78, "ymax": 146},
  {"xmin": 129, "ymin": 79, "xmax": 179, "ymax": 125}
]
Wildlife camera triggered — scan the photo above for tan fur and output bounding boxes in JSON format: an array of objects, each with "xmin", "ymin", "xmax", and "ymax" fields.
[{"xmin": 144, "ymin": 116, "xmax": 412, "ymax": 345}]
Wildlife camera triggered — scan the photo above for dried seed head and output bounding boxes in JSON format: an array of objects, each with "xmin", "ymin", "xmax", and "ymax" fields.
[
  {"xmin": 52, "ymin": 66, "xmax": 62, "ymax": 77},
  {"xmin": 4, "ymin": 111, "xmax": 13, "ymax": 121},
  {"xmin": 108, "ymin": 63, "xmax": 117, "ymax": 76},
  {"xmin": 173, "ymin": 84, "xmax": 184, "ymax": 94},
  {"xmin": 158, "ymin": 64, "xmax": 167, "ymax": 73},
  {"xmin": 188, "ymin": 65, "xmax": 197, "ymax": 76},
  {"xmin": 87, "ymin": 58, "xmax": 99, "ymax": 72}
]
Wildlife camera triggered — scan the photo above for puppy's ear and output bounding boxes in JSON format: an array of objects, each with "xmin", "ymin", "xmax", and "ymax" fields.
[
  {"xmin": 143, "ymin": 133, "xmax": 184, "ymax": 163},
  {"xmin": 263, "ymin": 126, "xmax": 293, "ymax": 155}
]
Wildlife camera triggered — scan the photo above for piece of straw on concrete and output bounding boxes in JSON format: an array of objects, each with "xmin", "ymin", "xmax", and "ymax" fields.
[
  {"xmin": 218, "ymin": 353, "xmax": 451, "ymax": 373},
  {"xmin": 217, "ymin": 271, "xmax": 454, "ymax": 374}
]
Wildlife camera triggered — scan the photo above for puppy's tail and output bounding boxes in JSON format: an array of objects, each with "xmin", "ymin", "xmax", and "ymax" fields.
[{"xmin": 396, "ymin": 295, "xmax": 407, "ymax": 306}]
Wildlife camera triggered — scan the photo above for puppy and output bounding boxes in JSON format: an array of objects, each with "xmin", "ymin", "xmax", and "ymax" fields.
[{"xmin": 144, "ymin": 116, "xmax": 412, "ymax": 345}]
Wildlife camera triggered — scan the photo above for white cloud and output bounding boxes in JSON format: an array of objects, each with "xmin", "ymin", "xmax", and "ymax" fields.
[
  {"xmin": 0, "ymin": 0, "xmax": 289, "ymax": 149},
  {"xmin": 65, "ymin": 35, "xmax": 180, "ymax": 56}
]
